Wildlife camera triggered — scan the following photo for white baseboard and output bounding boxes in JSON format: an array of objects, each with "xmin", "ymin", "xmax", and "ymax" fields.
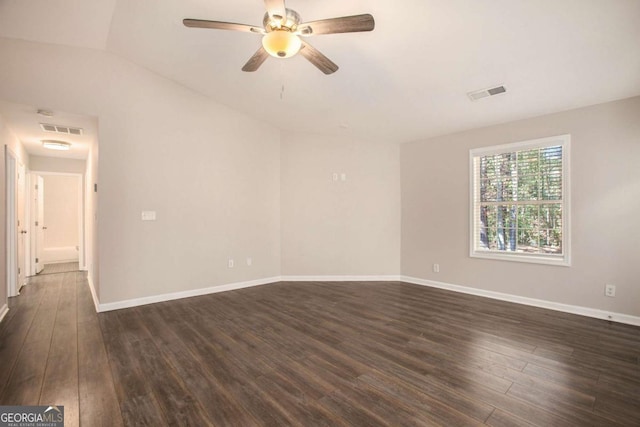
[
  {"xmin": 281, "ymin": 275, "xmax": 402, "ymax": 282},
  {"xmin": 43, "ymin": 246, "xmax": 79, "ymax": 264},
  {"xmin": 401, "ymin": 275, "xmax": 640, "ymax": 327},
  {"xmin": 0, "ymin": 304, "xmax": 9, "ymax": 324},
  {"xmin": 96, "ymin": 275, "xmax": 400, "ymax": 312},
  {"xmin": 97, "ymin": 276, "xmax": 282, "ymax": 312},
  {"xmin": 87, "ymin": 274, "xmax": 100, "ymax": 313},
  {"xmin": 84, "ymin": 273, "xmax": 640, "ymax": 326},
  {"xmin": 45, "ymin": 259, "xmax": 79, "ymax": 264}
]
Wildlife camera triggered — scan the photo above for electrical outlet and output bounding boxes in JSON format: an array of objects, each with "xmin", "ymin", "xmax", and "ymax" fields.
[
  {"xmin": 433, "ymin": 263, "xmax": 440, "ymax": 273},
  {"xmin": 605, "ymin": 284, "xmax": 616, "ymax": 297},
  {"xmin": 228, "ymin": 259, "xmax": 234, "ymax": 268},
  {"xmin": 141, "ymin": 211, "xmax": 156, "ymax": 221}
]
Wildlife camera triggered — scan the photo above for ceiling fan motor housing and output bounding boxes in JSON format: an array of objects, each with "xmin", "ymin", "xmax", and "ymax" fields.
[{"xmin": 263, "ymin": 8, "xmax": 301, "ymax": 32}]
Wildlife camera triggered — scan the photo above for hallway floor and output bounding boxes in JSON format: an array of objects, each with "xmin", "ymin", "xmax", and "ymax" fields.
[
  {"xmin": 38, "ymin": 262, "xmax": 80, "ymax": 276},
  {"xmin": 0, "ymin": 271, "xmax": 122, "ymax": 426}
]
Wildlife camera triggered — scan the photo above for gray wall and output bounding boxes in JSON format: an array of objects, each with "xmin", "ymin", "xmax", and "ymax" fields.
[
  {"xmin": 281, "ymin": 132, "xmax": 400, "ymax": 276},
  {"xmin": 401, "ymin": 96, "xmax": 640, "ymax": 316}
]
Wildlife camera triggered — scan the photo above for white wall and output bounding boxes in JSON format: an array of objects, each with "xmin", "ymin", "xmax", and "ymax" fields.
[
  {"xmin": 281, "ymin": 132, "xmax": 400, "ymax": 277},
  {"xmin": 0, "ymin": 38, "xmax": 281, "ymax": 305},
  {"xmin": 42, "ymin": 174, "xmax": 79, "ymax": 263},
  {"xmin": 85, "ymin": 142, "xmax": 99, "ymax": 299},
  {"xmin": 30, "ymin": 155, "xmax": 86, "ymax": 174},
  {"xmin": 401, "ymin": 96, "xmax": 640, "ymax": 317}
]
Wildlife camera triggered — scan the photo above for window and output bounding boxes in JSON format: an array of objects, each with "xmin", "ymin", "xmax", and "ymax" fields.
[{"xmin": 470, "ymin": 135, "xmax": 570, "ymax": 266}]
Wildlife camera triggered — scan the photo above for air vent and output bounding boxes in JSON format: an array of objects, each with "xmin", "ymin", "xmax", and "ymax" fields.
[
  {"xmin": 40, "ymin": 123, "xmax": 83, "ymax": 135},
  {"xmin": 467, "ymin": 85, "xmax": 507, "ymax": 101}
]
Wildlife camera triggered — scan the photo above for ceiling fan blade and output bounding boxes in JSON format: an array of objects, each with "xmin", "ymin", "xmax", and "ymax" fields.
[
  {"xmin": 183, "ymin": 19, "xmax": 264, "ymax": 34},
  {"xmin": 242, "ymin": 47, "xmax": 270, "ymax": 72},
  {"xmin": 264, "ymin": 0, "xmax": 286, "ymax": 18},
  {"xmin": 299, "ymin": 41, "xmax": 338, "ymax": 75},
  {"xmin": 297, "ymin": 14, "xmax": 375, "ymax": 36}
]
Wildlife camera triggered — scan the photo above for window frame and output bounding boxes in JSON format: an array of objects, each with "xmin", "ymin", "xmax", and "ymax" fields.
[{"xmin": 469, "ymin": 134, "xmax": 571, "ymax": 266}]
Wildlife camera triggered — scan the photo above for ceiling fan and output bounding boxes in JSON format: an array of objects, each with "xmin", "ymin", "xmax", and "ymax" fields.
[{"xmin": 183, "ymin": 0, "xmax": 375, "ymax": 75}]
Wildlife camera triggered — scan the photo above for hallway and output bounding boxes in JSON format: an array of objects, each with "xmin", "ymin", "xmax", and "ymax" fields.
[{"xmin": 0, "ymin": 272, "xmax": 122, "ymax": 426}]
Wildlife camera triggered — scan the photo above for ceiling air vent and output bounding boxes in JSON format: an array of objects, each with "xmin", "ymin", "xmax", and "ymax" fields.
[
  {"xmin": 40, "ymin": 123, "xmax": 84, "ymax": 135},
  {"xmin": 467, "ymin": 85, "xmax": 506, "ymax": 101}
]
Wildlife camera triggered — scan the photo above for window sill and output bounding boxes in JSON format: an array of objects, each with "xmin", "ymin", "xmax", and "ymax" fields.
[{"xmin": 470, "ymin": 250, "xmax": 570, "ymax": 267}]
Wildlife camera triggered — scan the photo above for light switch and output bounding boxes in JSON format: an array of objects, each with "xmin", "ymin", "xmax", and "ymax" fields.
[{"xmin": 141, "ymin": 211, "xmax": 156, "ymax": 221}]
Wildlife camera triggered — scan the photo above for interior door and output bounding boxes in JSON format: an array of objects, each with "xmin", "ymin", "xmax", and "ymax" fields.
[
  {"xmin": 35, "ymin": 175, "xmax": 45, "ymax": 274},
  {"xmin": 17, "ymin": 163, "xmax": 26, "ymax": 288},
  {"xmin": 5, "ymin": 149, "xmax": 17, "ymax": 296}
]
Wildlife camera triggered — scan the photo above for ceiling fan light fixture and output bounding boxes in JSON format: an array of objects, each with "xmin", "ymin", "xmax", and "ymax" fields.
[
  {"xmin": 42, "ymin": 140, "xmax": 71, "ymax": 151},
  {"xmin": 262, "ymin": 30, "xmax": 301, "ymax": 58}
]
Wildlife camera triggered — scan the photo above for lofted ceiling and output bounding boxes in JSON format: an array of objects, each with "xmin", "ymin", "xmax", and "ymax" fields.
[{"xmin": 0, "ymin": 0, "xmax": 639, "ymax": 144}]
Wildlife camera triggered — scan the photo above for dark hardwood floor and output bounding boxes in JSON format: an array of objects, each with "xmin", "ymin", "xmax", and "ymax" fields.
[
  {"xmin": 0, "ymin": 271, "xmax": 121, "ymax": 426},
  {"xmin": 1, "ymin": 273, "xmax": 639, "ymax": 426}
]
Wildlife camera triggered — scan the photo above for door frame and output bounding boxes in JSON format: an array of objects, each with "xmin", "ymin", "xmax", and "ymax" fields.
[
  {"xmin": 17, "ymin": 162, "xmax": 26, "ymax": 289},
  {"xmin": 31, "ymin": 174, "xmax": 44, "ymax": 275},
  {"xmin": 28, "ymin": 171, "xmax": 85, "ymax": 275},
  {"xmin": 5, "ymin": 146, "xmax": 19, "ymax": 297}
]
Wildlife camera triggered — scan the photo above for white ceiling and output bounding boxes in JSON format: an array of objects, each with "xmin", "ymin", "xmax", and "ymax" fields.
[
  {"xmin": 0, "ymin": 100, "xmax": 96, "ymax": 159},
  {"xmin": 0, "ymin": 0, "xmax": 639, "ymax": 144}
]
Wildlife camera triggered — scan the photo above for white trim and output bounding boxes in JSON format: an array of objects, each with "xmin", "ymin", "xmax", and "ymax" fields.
[
  {"xmin": 5, "ymin": 146, "xmax": 18, "ymax": 297},
  {"xmin": 97, "ymin": 277, "xmax": 282, "ymax": 312},
  {"xmin": 469, "ymin": 134, "xmax": 571, "ymax": 156},
  {"xmin": 401, "ymin": 275, "xmax": 640, "ymax": 327},
  {"xmin": 24, "ymin": 172, "xmax": 32, "ymax": 281},
  {"xmin": 281, "ymin": 275, "xmax": 402, "ymax": 282},
  {"xmin": 469, "ymin": 251, "xmax": 569, "ymax": 267},
  {"xmin": 0, "ymin": 304, "xmax": 9, "ymax": 324},
  {"xmin": 96, "ymin": 275, "xmax": 401, "ymax": 312},
  {"xmin": 44, "ymin": 259, "xmax": 80, "ymax": 265},
  {"xmin": 85, "ymin": 274, "xmax": 640, "ymax": 326},
  {"xmin": 87, "ymin": 274, "xmax": 100, "ymax": 313},
  {"xmin": 469, "ymin": 134, "xmax": 571, "ymax": 267}
]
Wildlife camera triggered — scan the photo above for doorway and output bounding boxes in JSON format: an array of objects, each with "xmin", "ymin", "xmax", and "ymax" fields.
[
  {"xmin": 29, "ymin": 172, "xmax": 84, "ymax": 276},
  {"xmin": 5, "ymin": 147, "xmax": 26, "ymax": 297}
]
